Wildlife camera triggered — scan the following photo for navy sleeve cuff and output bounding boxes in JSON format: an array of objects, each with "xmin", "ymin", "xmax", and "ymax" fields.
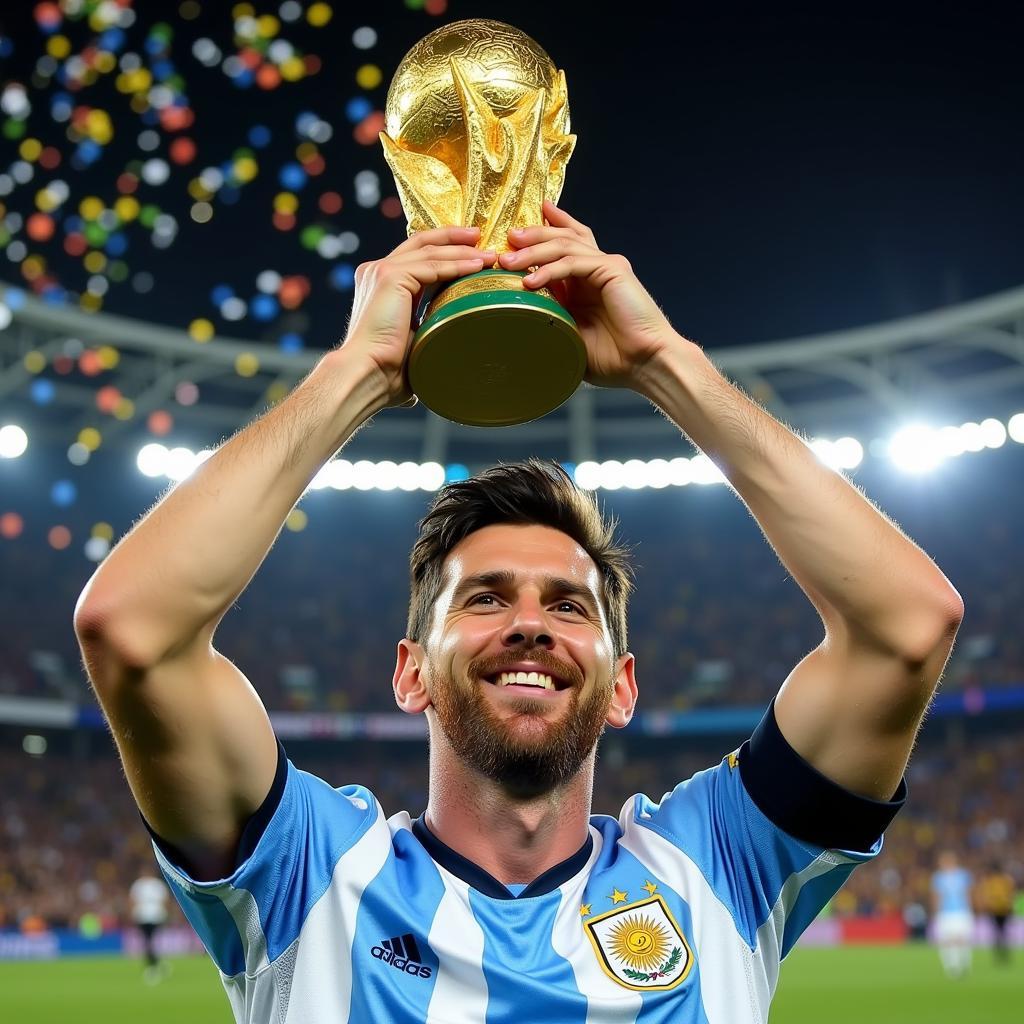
[
  {"xmin": 141, "ymin": 736, "xmax": 289, "ymax": 874},
  {"xmin": 737, "ymin": 700, "xmax": 907, "ymax": 853}
]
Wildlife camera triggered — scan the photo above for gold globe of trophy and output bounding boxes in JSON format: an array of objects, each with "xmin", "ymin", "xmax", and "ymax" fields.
[{"xmin": 380, "ymin": 18, "xmax": 585, "ymax": 427}]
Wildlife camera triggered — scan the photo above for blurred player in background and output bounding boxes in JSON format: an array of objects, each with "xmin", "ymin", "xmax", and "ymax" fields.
[
  {"xmin": 978, "ymin": 861, "xmax": 1016, "ymax": 965},
  {"xmin": 931, "ymin": 851, "xmax": 974, "ymax": 978},
  {"xmin": 129, "ymin": 872, "xmax": 170, "ymax": 984}
]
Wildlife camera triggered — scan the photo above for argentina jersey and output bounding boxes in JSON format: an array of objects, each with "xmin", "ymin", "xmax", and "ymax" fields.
[{"xmin": 150, "ymin": 700, "xmax": 905, "ymax": 1023}]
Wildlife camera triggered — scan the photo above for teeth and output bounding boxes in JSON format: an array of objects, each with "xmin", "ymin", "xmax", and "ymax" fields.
[{"xmin": 496, "ymin": 671, "xmax": 554, "ymax": 690}]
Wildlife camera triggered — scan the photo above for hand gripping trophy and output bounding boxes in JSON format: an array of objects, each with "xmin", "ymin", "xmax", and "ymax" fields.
[{"xmin": 380, "ymin": 19, "xmax": 585, "ymax": 427}]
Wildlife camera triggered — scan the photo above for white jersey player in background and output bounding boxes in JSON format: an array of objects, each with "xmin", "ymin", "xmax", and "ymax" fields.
[
  {"xmin": 129, "ymin": 872, "xmax": 170, "ymax": 984},
  {"xmin": 76, "ymin": 202, "xmax": 964, "ymax": 1022}
]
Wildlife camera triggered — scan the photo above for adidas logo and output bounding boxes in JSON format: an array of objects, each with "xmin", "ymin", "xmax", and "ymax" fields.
[{"xmin": 371, "ymin": 933, "xmax": 433, "ymax": 979}]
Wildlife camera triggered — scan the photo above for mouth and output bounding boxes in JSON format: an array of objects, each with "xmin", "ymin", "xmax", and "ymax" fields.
[{"xmin": 482, "ymin": 670, "xmax": 572, "ymax": 695}]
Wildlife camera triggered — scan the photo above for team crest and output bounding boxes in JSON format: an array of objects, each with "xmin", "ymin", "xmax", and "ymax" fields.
[{"xmin": 584, "ymin": 895, "xmax": 693, "ymax": 992}]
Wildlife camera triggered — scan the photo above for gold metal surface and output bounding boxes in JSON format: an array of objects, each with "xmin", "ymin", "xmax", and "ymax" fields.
[
  {"xmin": 407, "ymin": 302, "xmax": 586, "ymax": 427},
  {"xmin": 380, "ymin": 18, "xmax": 576, "ymax": 253}
]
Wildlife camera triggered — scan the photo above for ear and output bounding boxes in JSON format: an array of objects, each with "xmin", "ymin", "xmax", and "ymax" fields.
[
  {"xmin": 393, "ymin": 638, "xmax": 431, "ymax": 715},
  {"xmin": 606, "ymin": 653, "xmax": 638, "ymax": 729}
]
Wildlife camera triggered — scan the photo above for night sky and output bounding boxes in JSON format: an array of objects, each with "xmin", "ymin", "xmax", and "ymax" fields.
[{"xmin": 2, "ymin": 1, "xmax": 1023, "ymax": 352}]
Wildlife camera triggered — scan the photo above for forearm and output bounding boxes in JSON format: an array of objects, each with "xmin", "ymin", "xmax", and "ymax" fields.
[
  {"xmin": 75, "ymin": 350, "xmax": 387, "ymax": 666},
  {"xmin": 635, "ymin": 338, "xmax": 963, "ymax": 655}
]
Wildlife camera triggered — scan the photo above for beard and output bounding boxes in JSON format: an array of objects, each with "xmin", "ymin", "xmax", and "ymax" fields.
[{"xmin": 429, "ymin": 655, "xmax": 613, "ymax": 799}]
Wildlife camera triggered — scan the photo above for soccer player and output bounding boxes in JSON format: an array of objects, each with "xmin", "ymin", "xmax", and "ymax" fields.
[
  {"xmin": 977, "ymin": 861, "xmax": 1015, "ymax": 965},
  {"xmin": 931, "ymin": 851, "xmax": 974, "ymax": 978},
  {"xmin": 75, "ymin": 203, "xmax": 963, "ymax": 1022},
  {"xmin": 129, "ymin": 872, "xmax": 170, "ymax": 983}
]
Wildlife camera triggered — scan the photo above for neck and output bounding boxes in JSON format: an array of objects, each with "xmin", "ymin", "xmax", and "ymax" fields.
[{"xmin": 424, "ymin": 731, "xmax": 594, "ymax": 886}]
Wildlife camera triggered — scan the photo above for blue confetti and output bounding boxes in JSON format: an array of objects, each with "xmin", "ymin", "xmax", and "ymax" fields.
[
  {"xmin": 445, "ymin": 463, "xmax": 470, "ymax": 483},
  {"xmin": 30, "ymin": 379, "xmax": 55, "ymax": 405},
  {"xmin": 346, "ymin": 97, "xmax": 372, "ymax": 123},
  {"xmin": 279, "ymin": 332, "xmax": 304, "ymax": 353},
  {"xmin": 51, "ymin": 480, "xmax": 77, "ymax": 507},
  {"xmin": 248, "ymin": 124, "xmax": 271, "ymax": 148},
  {"xmin": 210, "ymin": 283, "xmax": 234, "ymax": 306},
  {"xmin": 279, "ymin": 163, "xmax": 307, "ymax": 190},
  {"xmin": 251, "ymin": 294, "xmax": 279, "ymax": 321}
]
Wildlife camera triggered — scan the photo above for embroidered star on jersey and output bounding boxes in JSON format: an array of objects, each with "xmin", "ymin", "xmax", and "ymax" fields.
[
  {"xmin": 642, "ymin": 880, "xmax": 659, "ymax": 895},
  {"xmin": 609, "ymin": 888, "xmax": 628, "ymax": 904}
]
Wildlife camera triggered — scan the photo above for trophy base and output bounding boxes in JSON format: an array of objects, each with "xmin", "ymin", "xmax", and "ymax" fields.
[{"xmin": 407, "ymin": 270, "xmax": 586, "ymax": 427}]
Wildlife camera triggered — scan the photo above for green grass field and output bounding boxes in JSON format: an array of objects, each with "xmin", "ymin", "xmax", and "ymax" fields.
[{"xmin": 0, "ymin": 945, "xmax": 1020, "ymax": 1022}]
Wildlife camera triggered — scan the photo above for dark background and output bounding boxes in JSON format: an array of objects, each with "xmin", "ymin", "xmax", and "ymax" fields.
[{"xmin": 2, "ymin": 1, "xmax": 1023, "ymax": 351}]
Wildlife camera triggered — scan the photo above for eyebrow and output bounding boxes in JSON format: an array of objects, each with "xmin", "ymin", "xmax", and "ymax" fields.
[{"xmin": 450, "ymin": 569, "xmax": 601, "ymax": 614}]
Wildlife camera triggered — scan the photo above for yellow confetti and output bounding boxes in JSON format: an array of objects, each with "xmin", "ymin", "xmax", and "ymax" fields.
[{"xmin": 189, "ymin": 318, "xmax": 215, "ymax": 343}]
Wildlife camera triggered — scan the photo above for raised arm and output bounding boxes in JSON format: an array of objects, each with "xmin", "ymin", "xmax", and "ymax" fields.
[
  {"xmin": 633, "ymin": 341, "xmax": 963, "ymax": 800},
  {"xmin": 74, "ymin": 227, "xmax": 494, "ymax": 878},
  {"xmin": 500, "ymin": 200, "xmax": 964, "ymax": 803}
]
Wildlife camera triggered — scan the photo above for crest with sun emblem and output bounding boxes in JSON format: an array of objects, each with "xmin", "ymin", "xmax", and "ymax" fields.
[{"xmin": 583, "ymin": 894, "xmax": 693, "ymax": 991}]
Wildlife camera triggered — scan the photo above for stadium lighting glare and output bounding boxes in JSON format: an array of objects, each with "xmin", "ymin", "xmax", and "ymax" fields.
[
  {"xmin": 166, "ymin": 446, "xmax": 200, "ymax": 481},
  {"xmin": 0, "ymin": 424, "xmax": 29, "ymax": 459},
  {"xmin": 137, "ymin": 442, "xmax": 168, "ymax": 477},
  {"xmin": 888, "ymin": 425, "xmax": 946, "ymax": 474},
  {"xmin": 127, "ymin": 415, "xmax": 1022, "ymax": 494},
  {"xmin": 810, "ymin": 437, "xmax": 864, "ymax": 471},
  {"xmin": 979, "ymin": 418, "xmax": 1007, "ymax": 449},
  {"xmin": 1008, "ymin": 413, "xmax": 1024, "ymax": 444},
  {"xmin": 573, "ymin": 461, "xmax": 600, "ymax": 490},
  {"xmin": 691, "ymin": 454, "xmax": 727, "ymax": 485}
]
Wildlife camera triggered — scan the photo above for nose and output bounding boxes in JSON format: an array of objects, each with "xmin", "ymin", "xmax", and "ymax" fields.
[{"xmin": 500, "ymin": 597, "xmax": 555, "ymax": 649}]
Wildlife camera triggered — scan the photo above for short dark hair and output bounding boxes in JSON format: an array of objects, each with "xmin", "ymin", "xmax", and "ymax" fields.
[{"xmin": 407, "ymin": 458, "xmax": 635, "ymax": 656}]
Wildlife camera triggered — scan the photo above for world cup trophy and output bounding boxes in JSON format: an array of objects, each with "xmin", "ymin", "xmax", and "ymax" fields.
[{"xmin": 380, "ymin": 19, "xmax": 585, "ymax": 427}]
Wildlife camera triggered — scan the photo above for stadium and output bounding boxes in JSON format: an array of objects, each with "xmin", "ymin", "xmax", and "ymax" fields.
[{"xmin": 1, "ymin": 3, "xmax": 1022, "ymax": 1023}]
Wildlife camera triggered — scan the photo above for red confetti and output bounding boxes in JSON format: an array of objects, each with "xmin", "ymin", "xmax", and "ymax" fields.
[
  {"xmin": 354, "ymin": 111, "xmax": 385, "ymax": 146},
  {"xmin": 27, "ymin": 213, "xmax": 56, "ymax": 242},
  {"xmin": 169, "ymin": 137, "xmax": 196, "ymax": 165},
  {"xmin": 318, "ymin": 191, "xmax": 342, "ymax": 215},
  {"xmin": 0, "ymin": 512, "xmax": 24, "ymax": 540}
]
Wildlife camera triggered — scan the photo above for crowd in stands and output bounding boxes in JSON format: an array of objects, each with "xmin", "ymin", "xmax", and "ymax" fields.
[
  {"xmin": 0, "ymin": 722, "xmax": 1020, "ymax": 935},
  {"xmin": 2, "ymin": 454, "xmax": 1022, "ymax": 714}
]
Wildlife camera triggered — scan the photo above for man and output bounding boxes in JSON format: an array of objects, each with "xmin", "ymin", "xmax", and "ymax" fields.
[
  {"xmin": 129, "ymin": 872, "xmax": 170, "ymax": 983},
  {"xmin": 931, "ymin": 851, "xmax": 974, "ymax": 978},
  {"xmin": 977, "ymin": 862, "xmax": 1016, "ymax": 964},
  {"xmin": 74, "ymin": 202, "xmax": 963, "ymax": 1022}
]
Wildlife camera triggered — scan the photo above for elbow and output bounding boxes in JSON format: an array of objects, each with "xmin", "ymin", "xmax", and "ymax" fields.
[{"xmin": 905, "ymin": 586, "xmax": 964, "ymax": 665}]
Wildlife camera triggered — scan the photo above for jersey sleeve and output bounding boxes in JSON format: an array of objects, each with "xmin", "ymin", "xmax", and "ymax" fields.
[
  {"xmin": 625, "ymin": 700, "xmax": 905, "ymax": 963},
  {"xmin": 146, "ymin": 738, "xmax": 380, "ymax": 978}
]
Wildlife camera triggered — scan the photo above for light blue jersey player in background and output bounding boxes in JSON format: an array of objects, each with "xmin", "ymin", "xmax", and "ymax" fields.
[
  {"xmin": 75, "ymin": 203, "xmax": 965, "ymax": 1022},
  {"xmin": 932, "ymin": 851, "xmax": 974, "ymax": 978}
]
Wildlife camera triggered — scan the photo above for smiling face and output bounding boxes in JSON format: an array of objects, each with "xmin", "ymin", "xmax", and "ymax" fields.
[{"xmin": 394, "ymin": 522, "xmax": 637, "ymax": 798}]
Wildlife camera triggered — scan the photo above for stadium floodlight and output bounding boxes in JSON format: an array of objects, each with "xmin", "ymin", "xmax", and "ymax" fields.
[
  {"xmin": 0, "ymin": 423, "xmax": 28, "ymax": 459},
  {"xmin": 352, "ymin": 460, "xmax": 376, "ymax": 491},
  {"xmin": 668, "ymin": 457, "xmax": 692, "ymax": 486},
  {"xmin": 598, "ymin": 460, "xmax": 625, "ymax": 490},
  {"xmin": 1008, "ymin": 413, "xmax": 1024, "ymax": 444},
  {"xmin": 572, "ymin": 461, "xmax": 601, "ymax": 490},
  {"xmin": 691, "ymin": 454, "xmax": 727, "ymax": 485},
  {"xmin": 397, "ymin": 461, "xmax": 422, "ymax": 491},
  {"xmin": 958, "ymin": 422, "xmax": 986, "ymax": 453},
  {"xmin": 888, "ymin": 425, "xmax": 946, "ymax": 474},
  {"xmin": 373, "ymin": 460, "xmax": 400, "ymax": 491},
  {"xmin": 417, "ymin": 461, "xmax": 446, "ymax": 491},
  {"xmin": 165, "ymin": 446, "xmax": 199, "ymax": 481},
  {"xmin": 979, "ymin": 418, "xmax": 1007, "ymax": 449},
  {"xmin": 622, "ymin": 459, "xmax": 648, "ymax": 489},
  {"xmin": 646, "ymin": 458, "xmax": 672, "ymax": 488},
  {"xmin": 137, "ymin": 442, "xmax": 169, "ymax": 477}
]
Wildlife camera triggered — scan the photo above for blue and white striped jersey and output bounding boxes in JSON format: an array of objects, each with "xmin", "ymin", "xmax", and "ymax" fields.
[{"xmin": 152, "ymin": 704, "xmax": 904, "ymax": 1023}]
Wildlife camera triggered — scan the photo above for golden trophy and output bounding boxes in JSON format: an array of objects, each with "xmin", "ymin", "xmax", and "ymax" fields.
[{"xmin": 380, "ymin": 18, "xmax": 585, "ymax": 427}]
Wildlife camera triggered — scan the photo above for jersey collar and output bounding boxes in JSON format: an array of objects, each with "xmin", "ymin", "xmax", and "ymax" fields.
[{"xmin": 411, "ymin": 815, "xmax": 593, "ymax": 899}]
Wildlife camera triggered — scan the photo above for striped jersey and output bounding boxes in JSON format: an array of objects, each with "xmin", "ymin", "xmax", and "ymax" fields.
[{"xmin": 152, "ymin": 702, "xmax": 905, "ymax": 1023}]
